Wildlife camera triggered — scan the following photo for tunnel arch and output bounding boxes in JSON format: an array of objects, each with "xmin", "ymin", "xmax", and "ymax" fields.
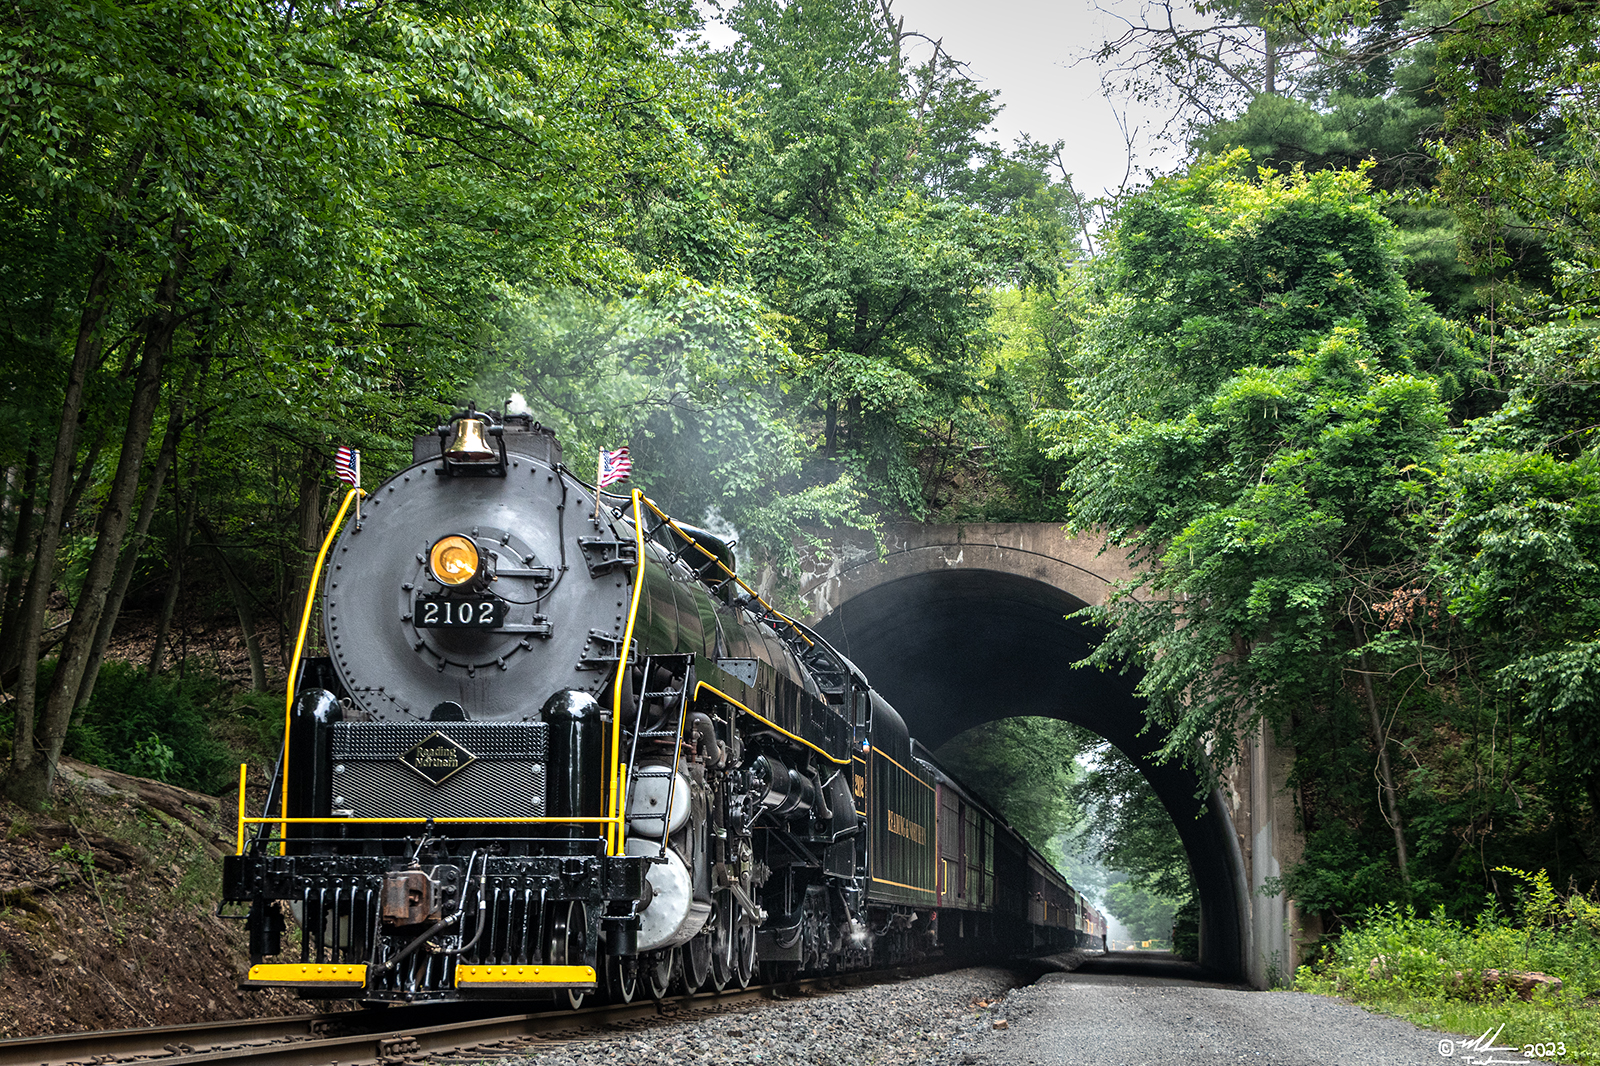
[{"xmin": 805, "ymin": 559, "xmax": 1252, "ymax": 981}]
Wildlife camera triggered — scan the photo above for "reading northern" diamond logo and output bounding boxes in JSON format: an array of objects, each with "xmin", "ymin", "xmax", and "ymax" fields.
[{"xmin": 400, "ymin": 732, "xmax": 477, "ymax": 785}]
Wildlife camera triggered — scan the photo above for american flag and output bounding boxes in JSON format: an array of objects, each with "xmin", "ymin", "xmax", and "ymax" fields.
[
  {"xmin": 598, "ymin": 447, "xmax": 632, "ymax": 487},
  {"xmin": 334, "ymin": 446, "xmax": 360, "ymax": 487}
]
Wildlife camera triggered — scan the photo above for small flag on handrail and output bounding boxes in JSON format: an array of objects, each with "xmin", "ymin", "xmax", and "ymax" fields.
[
  {"xmin": 334, "ymin": 446, "xmax": 361, "ymax": 487},
  {"xmin": 598, "ymin": 447, "xmax": 632, "ymax": 488},
  {"xmin": 595, "ymin": 446, "xmax": 632, "ymax": 519}
]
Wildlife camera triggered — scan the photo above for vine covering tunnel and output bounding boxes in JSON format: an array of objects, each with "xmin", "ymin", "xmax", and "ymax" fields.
[{"xmin": 810, "ymin": 568, "xmax": 1250, "ymax": 979}]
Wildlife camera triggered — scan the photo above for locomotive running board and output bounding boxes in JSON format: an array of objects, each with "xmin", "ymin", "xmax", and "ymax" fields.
[
  {"xmin": 454, "ymin": 964, "xmax": 597, "ymax": 990},
  {"xmin": 243, "ymin": 962, "xmax": 368, "ymax": 989}
]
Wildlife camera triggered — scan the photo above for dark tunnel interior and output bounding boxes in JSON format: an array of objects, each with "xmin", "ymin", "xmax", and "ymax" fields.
[{"xmin": 811, "ymin": 568, "xmax": 1247, "ymax": 978}]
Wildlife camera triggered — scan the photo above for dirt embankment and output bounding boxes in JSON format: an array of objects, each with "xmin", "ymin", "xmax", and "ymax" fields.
[{"xmin": 0, "ymin": 759, "xmax": 313, "ymax": 1038}]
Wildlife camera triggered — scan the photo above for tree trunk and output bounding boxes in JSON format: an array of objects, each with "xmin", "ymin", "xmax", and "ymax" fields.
[
  {"xmin": 284, "ymin": 447, "xmax": 325, "ymax": 669},
  {"xmin": 825, "ymin": 398, "xmax": 839, "ymax": 457},
  {"xmin": 57, "ymin": 758, "xmax": 227, "ymax": 857},
  {"xmin": 1358, "ymin": 648, "xmax": 1410, "ymax": 886},
  {"xmin": 199, "ymin": 516, "xmax": 268, "ymax": 692},
  {"xmin": 0, "ymin": 440, "xmax": 41, "ymax": 677},
  {"xmin": 0, "ymin": 465, "xmax": 15, "ymax": 558},
  {"xmin": 1263, "ymin": 28, "xmax": 1278, "ymax": 95},
  {"xmin": 32, "ymin": 262, "xmax": 183, "ymax": 797},
  {"xmin": 147, "ymin": 443, "xmax": 201, "ymax": 678},
  {"xmin": 74, "ymin": 356, "xmax": 200, "ymax": 710},
  {"xmin": 59, "ymin": 424, "xmax": 106, "ymax": 533},
  {"xmin": 4, "ymin": 252, "xmax": 116, "ymax": 809}
]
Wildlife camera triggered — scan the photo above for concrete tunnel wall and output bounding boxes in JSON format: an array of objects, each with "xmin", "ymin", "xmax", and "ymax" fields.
[{"xmin": 808, "ymin": 567, "xmax": 1252, "ymax": 981}]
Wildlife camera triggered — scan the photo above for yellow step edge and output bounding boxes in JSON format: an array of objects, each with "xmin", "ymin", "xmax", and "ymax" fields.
[
  {"xmin": 454, "ymin": 963, "xmax": 596, "ymax": 987},
  {"xmin": 245, "ymin": 962, "xmax": 367, "ymax": 986}
]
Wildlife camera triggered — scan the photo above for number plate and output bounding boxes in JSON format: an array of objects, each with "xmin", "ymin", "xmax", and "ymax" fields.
[{"xmin": 414, "ymin": 595, "xmax": 507, "ymax": 628}]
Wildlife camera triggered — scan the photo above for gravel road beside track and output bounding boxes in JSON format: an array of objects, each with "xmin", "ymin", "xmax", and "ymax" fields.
[{"xmin": 958, "ymin": 951, "xmax": 1474, "ymax": 1066}]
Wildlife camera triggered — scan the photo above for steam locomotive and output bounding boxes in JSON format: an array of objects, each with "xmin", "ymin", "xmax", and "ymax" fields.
[{"xmin": 221, "ymin": 409, "xmax": 1104, "ymax": 1004}]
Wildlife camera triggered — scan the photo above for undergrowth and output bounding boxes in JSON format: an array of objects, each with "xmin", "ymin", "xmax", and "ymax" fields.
[
  {"xmin": 1297, "ymin": 869, "xmax": 1600, "ymax": 1063},
  {"xmin": 0, "ymin": 660, "xmax": 284, "ymax": 795}
]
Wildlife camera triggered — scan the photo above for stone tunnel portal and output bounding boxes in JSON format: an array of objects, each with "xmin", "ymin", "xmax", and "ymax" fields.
[{"xmin": 810, "ymin": 568, "xmax": 1251, "ymax": 981}]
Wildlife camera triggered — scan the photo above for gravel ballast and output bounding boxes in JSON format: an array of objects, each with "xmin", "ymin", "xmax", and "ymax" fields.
[{"xmin": 499, "ymin": 966, "xmax": 1021, "ymax": 1066}]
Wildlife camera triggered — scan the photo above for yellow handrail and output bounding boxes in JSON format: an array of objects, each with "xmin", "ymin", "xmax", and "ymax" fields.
[
  {"xmin": 634, "ymin": 496, "xmax": 813, "ymax": 648},
  {"xmin": 236, "ymin": 762, "xmax": 247, "ymax": 856},
  {"xmin": 694, "ymin": 681, "xmax": 851, "ymax": 766},
  {"xmin": 278, "ymin": 486, "xmax": 362, "ymax": 854},
  {"xmin": 606, "ymin": 490, "xmax": 648, "ymax": 856}
]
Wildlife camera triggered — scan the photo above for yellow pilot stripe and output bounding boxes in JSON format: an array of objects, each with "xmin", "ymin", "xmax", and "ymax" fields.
[
  {"xmin": 455, "ymin": 964, "xmax": 597, "ymax": 985},
  {"xmin": 873, "ymin": 749, "xmax": 934, "ymax": 791},
  {"xmin": 695, "ymin": 682, "xmax": 851, "ymax": 766},
  {"xmin": 246, "ymin": 963, "xmax": 367, "ymax": 985}
]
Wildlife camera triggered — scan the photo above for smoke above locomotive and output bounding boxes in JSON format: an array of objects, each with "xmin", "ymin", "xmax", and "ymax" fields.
[{"xmin": 221, "ymin": 408, "xmax": 1103, "ymax": 1004}]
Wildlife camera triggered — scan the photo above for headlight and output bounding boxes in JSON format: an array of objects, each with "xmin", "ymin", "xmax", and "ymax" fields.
[{"xmin": 429, "ymin": 535, "xmax": 480, "ymax": 586}]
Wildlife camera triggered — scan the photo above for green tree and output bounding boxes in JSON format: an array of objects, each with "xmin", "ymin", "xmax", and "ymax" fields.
[
  {"xmin": 931, "ymin": 717, "xmax": 1196, "ymax": 950},
  {"xmin": 934, "ymin": 717, "xmax": 1094, "ymax": 862},
  {"xmin": 475, "ymin": 275, "xmax": 872, "ymax": 578},
  {"xmin": 711, "ymin": 0, "xmax": 1079, "ymax": 519},
  {"xmin": 1069, "ymin": 748, "xmax": 1192, "ymax": 904},
  {"xmin": 1428, "ymin": 0, "xmax": 1600, "ymax": 314},
  {"xmin": 1438, "ymin": 324, "xmax": 1600, "ymax": 815},
  {"xmin": 1068, "ymin": 743, "xmax": 1193, "ymax": 949},
  {"xmin": 1104, "ymin": 878, "xmax": 1180, "ymax": 942},
  {"xmin": 1038, "ymin": 156, "xmax": 1471, "ymax": 892},
  {"xmin": 0, "ymin": 0, "xmax": 721, "ymax": 806}
]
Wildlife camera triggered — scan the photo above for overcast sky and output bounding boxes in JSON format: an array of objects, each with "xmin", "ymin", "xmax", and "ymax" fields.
[
  {"xmin": 700, "ymin": 0, "xmax": 1188, "ymax": 203},
  {"xmin": 890, "ymin": 0, "xmax": 1181, "ymax": 201}
]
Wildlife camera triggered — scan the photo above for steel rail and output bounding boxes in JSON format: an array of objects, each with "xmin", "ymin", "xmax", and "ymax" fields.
[
  {"xmin": 0, "ymin": 963, "xmax": 952, "ymax": 1066},
  {"xmin": 0, "ymin": 1009, "xmax": 337, "ymax": 1066}
]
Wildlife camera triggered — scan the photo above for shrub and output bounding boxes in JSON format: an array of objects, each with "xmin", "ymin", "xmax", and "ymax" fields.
[
  {"xmin": 1299, "ymin": 873, "xmax": 1600, "ymax": 1003},
  {"xmin": 207, "ymin": 689, "xmax": 285, "ymax": 767},
  {"xmin": 65, "ymin": 662, "xmax": 237, "ymax": 794}
]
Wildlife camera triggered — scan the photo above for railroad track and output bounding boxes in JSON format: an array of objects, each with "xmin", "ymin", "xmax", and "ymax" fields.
[{"xmin": 0, "ymin": 963, "xmax": 947, "ymax": 1066}]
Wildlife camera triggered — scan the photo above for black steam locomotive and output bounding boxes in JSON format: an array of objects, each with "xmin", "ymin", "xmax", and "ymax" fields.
[{"xmin": 221, "ymin": 410, "xmax": 1102, "ymax": 1004}]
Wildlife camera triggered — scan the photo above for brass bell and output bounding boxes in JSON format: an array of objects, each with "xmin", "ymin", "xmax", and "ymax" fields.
[{"xmin": 445, "ymin": 417, "xmax": 496, "ymax": 461}]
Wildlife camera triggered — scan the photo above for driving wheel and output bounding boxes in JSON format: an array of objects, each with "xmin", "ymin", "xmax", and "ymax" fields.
[
  {"xmin": 547, "ymin": 901, "xmax": 589, "ymax": 1010},
  {"xmin": 643, "ymin": 946, "xmax": 677, "ymax": 1001},
  {"xmin": 681, "ymin": 933, "xmax": 711, "ymax": 993}
]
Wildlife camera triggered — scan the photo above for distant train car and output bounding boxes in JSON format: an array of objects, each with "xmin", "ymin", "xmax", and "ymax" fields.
[{"xmin": 914, "ymin": 741, "xmax": 1101, "ymax": 957}]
